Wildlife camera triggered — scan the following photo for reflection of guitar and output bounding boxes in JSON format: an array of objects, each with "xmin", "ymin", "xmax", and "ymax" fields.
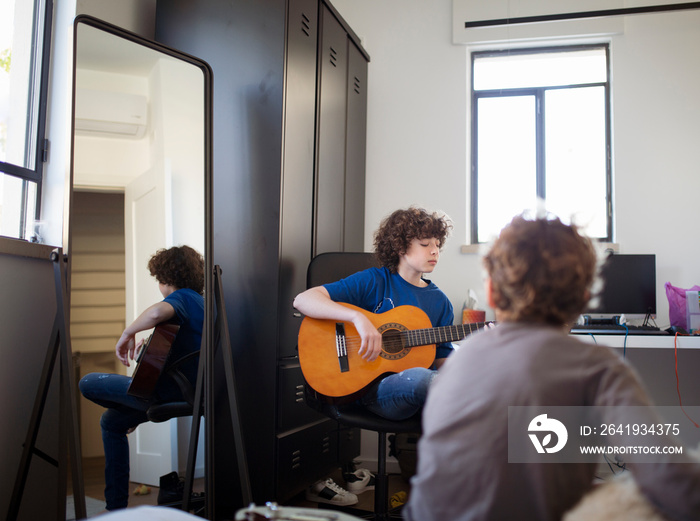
[
  {"xmin": 127, "ymin": 322, "xmax": 180, "ymax": 399},
  {"xmin": 298, "ymin": 303, "xmax": 490, "ymax": 400}
]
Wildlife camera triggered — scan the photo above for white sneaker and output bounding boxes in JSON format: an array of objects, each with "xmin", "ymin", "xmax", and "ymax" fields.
[
  {"xmin": 343, "ymin": 468, "xmax": 376, "ymax": 494},
  {"xmin": 306, "ymin": 478, "xmax": 358, "ymax": 506}
]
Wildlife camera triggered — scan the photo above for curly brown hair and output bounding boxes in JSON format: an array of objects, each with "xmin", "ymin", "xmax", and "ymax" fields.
[
  {"xmin": 483, "ymin": 215, "xmax": 596, "ymax": 326},
  {"xmin": 147, "ymin": 245, "xmax": 204, "ymax": 295},
  {"xmin": 373, "ymin": 207, "xmax": 452, "ymax": 273}
]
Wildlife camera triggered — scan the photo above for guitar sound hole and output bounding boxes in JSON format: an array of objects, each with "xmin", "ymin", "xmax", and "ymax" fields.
[{"xmin": 381, "ymin": 329, "xmax": 405, "ymax": 355}]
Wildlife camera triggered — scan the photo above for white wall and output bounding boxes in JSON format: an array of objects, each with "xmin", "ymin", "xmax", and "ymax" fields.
[
  {"xmin": 332, "ymin": 0, "xmax": 482, "ymax": 315},
  {"xmin": 332, "ymin": 0, "xmax": 700, "ymax": 327}
]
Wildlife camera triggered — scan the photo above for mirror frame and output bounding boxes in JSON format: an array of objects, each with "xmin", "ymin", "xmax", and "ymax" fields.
[{"xmin": 68, "ymin": 12, "xmax": 214, "ymax": 497}]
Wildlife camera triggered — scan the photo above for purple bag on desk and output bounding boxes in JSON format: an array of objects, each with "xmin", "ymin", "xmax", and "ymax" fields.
[{"xmin": 665, "ymin": 282, "xmax": 700, "ymax": 327}]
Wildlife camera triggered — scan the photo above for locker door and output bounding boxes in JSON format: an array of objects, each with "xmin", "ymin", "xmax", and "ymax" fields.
[
  {"xmin": 278, "ymin": 0, "xmax": 319, "ymax": 358},
  {"xmin": 343, "ymin": 42, "xmax": 368, "ymax": 251},
  {"xmin": 314, "ymin": 5, "xmax": 348, "ymax": 255}
]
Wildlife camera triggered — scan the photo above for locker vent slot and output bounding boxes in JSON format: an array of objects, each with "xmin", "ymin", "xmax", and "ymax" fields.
[
  {"xmin": 301, "ymin": 13, "xmax": 310, "ymax": 37},
  {"xmin": 353, "ymin": 76, "xmax": 361, "ymax": 94}
]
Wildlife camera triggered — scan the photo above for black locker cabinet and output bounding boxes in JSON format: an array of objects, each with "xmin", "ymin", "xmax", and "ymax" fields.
[{"xmin": 156, "ymin": 0, "xmax": 368, "ymax": 513}]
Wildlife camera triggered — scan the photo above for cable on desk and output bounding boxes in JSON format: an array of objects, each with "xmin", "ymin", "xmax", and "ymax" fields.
[{"xmin": 642, "ymin": 310, "xmax": 658, "ymax": 328}]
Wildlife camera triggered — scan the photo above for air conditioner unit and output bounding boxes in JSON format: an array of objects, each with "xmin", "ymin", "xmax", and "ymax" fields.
[{"xmin": 74, "ymin": 88, "xmax": 148, "ymax": 139}]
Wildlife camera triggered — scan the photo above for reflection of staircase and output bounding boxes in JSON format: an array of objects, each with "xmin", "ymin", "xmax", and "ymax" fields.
[
  {"xmin": 69, "ymin": 191, "xmax": 126, "ymax": 356},
  {"xmin": 69, "ymin": 191, "xmax": 126, "ymax": 459}
]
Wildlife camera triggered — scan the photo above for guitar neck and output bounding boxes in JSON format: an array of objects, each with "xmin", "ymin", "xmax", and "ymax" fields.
[{"xmin": 403, "ymin": 322, "xmax": 487, "ymax": 347}]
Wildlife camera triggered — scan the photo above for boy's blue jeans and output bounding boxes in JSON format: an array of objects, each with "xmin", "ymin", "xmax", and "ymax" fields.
[
  {"xmin": 360, "ymin": 367, "xmax": 436, "ymax": 420},
  {"xmin": 79, "ymin": 373, "xmax": 153, "ymax": 511}
]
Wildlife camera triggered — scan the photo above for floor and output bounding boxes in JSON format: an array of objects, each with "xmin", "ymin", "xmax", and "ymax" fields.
[{"xmin": 73, "ymin": 457, "xmax": 412, "ymax": 518}]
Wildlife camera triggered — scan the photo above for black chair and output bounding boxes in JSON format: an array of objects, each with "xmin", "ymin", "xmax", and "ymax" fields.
[
  {"xmin": 303, "ymin": 252, "xmax": 422, "ymax": 521},
  {"xmin": 145, "ymin": 351, "xmax": 206, "ymax": 513},
  {"xmin": 146, "ymin": 351, "xmax": 200, "ymax": 423}
]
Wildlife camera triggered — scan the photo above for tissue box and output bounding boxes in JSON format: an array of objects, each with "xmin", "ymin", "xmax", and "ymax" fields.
[
  {"xmin": 462, "ymin": 309, "xmax": 486, "ymax": 324},
  {"xmin": 687, "ymin": 291, "xmax": 700, "ymax": 332}
]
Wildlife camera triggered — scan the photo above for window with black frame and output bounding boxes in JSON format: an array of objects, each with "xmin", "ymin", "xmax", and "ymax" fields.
[
  {"xmin": 0, "ymin": 0, "xmax": 52, "ymax": 242},
  {"xmin": 470, "ymin": 45, "xmax": 612, "ymax": 244}
]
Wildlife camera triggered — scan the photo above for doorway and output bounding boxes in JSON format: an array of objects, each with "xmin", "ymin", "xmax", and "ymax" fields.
[{"xmin": 70, "ymin": 190, "xmax": 126, "ymax": 458}]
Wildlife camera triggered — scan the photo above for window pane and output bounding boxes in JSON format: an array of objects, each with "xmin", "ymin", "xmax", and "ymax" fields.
[
  {"xmin": 474, "ymin": 48, "xmax": 607, "ymax": 91},
  {"xmin": 477, "ymin": 96, "xmax": 537, "ymax": 242},
  {"xmin": 1, "ymin": 173, "xmax": 37, "ymax": 240},
  {"xmin": 0, "ymin": 0, "xmax": 42, "ymax": 169},
  {"xmin": 545, "ymin": 87, "xmax": 607, "ymax": 238}
]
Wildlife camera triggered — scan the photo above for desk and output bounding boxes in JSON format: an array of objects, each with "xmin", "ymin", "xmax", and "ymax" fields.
[
  {"xmin": 571, "ymin": 333, "xmax": 700, "ymax": 350},
  {"xmin": 571, "ymin": 334, "xmax": 700, "ymax": 448},
  {"xmin": 570, "ymin": 334, "xmax": 700, "ymax": 409}
]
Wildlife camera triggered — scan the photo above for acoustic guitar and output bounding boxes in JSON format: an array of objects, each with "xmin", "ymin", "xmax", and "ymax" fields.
[
  {"xmin": 298, "ymin": 303, "xmax": 490, "ymax": 400},
  {"xmin": 127, "ymin": 322, "xmax": 180, "ymax": 399}
]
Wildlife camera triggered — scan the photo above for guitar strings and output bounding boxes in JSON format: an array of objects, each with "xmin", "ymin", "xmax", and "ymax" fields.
[
  {"xmin": 336, "ymin": 335, "xmax": 418, "ymax": 352},
  {"xmin": 335, "ymin": 322, "xmax": 489, "ymax": 353}
]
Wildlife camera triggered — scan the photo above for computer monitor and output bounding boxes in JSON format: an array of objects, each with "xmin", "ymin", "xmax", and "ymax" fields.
[{"xmin": 586, "ymin": 253, "xmax": 656, "ymax": 321}]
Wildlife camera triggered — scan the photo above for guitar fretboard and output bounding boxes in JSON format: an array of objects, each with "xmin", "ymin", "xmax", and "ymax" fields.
[{"xmin": 403, "ymin": 322, "xmax": 488, "ymax": 347}]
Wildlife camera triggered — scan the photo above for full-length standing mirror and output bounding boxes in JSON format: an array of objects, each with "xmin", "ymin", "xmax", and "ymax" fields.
[{"xmin": 69, "ymin": 14, "xmax": 212, "ymax": 502}]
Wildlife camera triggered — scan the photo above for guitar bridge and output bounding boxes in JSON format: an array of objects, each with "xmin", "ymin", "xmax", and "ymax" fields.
[{"xmin": 335, "ymin": 323, "xmax": 349, "ymax": 373}]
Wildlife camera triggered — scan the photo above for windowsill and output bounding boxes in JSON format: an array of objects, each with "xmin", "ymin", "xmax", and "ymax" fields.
[
  {"xmin": 460, "ymin": 243, "xmax": 485, "ymax": 254},
  {"xmin": 461, "ymin": 242, "xmax": 620, "ymax": 255}
]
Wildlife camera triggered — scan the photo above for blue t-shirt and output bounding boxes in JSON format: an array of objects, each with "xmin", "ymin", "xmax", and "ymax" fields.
[
  {"xmin": 323, "ymin": 267, "xmax": 455, "ymax": 359},
  {"xmin": 156, "ymin": 288, "xmax": 204, "ymax": 399}
]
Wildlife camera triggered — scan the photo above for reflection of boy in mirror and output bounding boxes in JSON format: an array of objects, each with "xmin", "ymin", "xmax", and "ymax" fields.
[
  {"xmin": 79, "ymin": 245, "xmax": 204, "ymax": 512},
  {"xmin": 405, "ymin": 214, "xmax": 700, "ymax": 521}
]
